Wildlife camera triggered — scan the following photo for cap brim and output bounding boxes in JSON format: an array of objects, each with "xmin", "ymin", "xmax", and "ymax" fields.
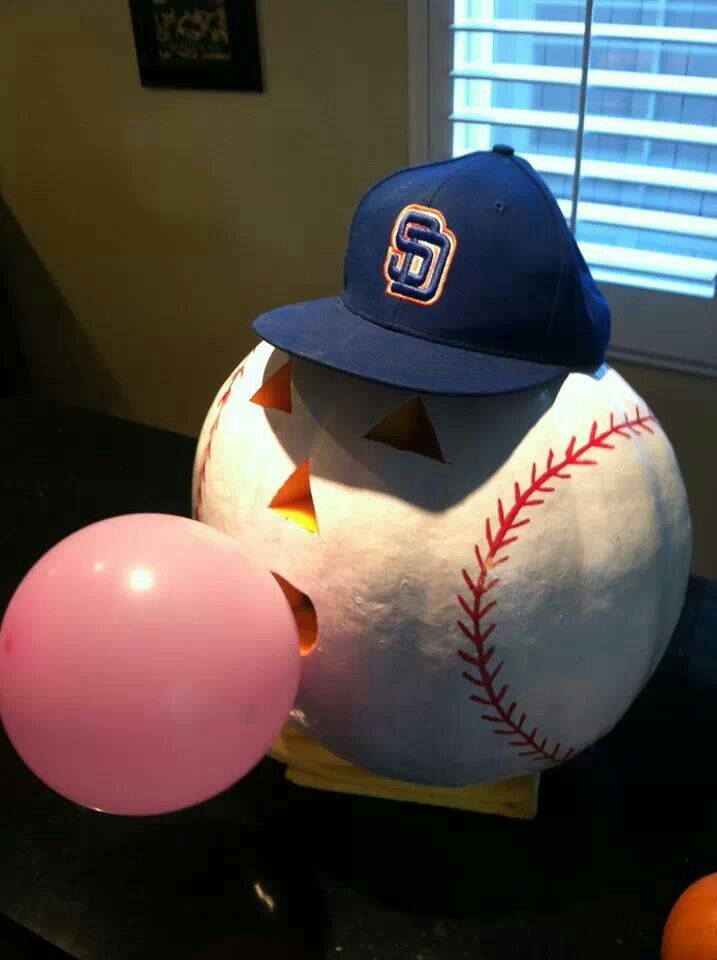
[{"xmin": 252, "ymin": 297, "xmax": 569, "ymax": 396}]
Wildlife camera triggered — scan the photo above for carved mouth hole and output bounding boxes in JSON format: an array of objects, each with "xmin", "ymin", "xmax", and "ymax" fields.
[{"xmin": 271, "ymin": 573, "xmax": 318, "ymax": 656}]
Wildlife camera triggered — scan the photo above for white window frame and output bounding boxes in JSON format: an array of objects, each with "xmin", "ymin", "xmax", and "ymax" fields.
[{"xmin": 409, "ymin": 0, "xmax": 717, "ymax": 378}]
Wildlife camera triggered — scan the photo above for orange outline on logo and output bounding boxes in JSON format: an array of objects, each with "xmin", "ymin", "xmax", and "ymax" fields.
[{"xmin": 383, "ymin": 203, "xmax": 457, "ymax": 307}]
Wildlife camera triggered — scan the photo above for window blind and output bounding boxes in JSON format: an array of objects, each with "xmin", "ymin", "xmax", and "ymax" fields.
[{"xmin": 451, "ymin": 0, "xmax": 717, "ymax": 298}]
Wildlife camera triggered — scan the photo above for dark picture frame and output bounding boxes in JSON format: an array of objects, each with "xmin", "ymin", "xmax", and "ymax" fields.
[{"xmin": 128, "ymin": 0, "xmax": 262, "ymax": 92}]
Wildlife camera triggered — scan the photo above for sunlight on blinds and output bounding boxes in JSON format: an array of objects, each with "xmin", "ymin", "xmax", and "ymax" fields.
[{"xmin": 451, "ymin": 0, "xmax": 717, "ymax": 297}]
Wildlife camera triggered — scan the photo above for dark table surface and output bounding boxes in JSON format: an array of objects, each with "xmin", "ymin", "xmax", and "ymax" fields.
[{"xmin": 1, "ymin": 395, "xmax": 716, "ymax": 960}]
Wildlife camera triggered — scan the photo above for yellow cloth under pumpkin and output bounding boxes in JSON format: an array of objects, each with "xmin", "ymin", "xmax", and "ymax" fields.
[{"xmin": 269, "ymin": 725, "xmax": 539, "ymax": 820}]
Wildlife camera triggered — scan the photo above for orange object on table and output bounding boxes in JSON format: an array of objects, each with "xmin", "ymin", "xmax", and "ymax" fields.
[{"xmin": 662, "ymin": 873, "xmax": 717, "ymax": 960}]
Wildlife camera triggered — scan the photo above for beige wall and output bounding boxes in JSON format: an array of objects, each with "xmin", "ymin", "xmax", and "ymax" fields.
[
  {"xmin": 1, "ymin": 1, "xmax": 715, "ymax": 578},
  {"xmin": 1, "ymin": 0, "xmax": 409, "ymax": 432}
]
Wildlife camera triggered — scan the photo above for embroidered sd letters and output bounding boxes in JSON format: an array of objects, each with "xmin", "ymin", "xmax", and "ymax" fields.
[{"xmin": 384, "ymin": 204, "xmax": 457, "ymax": 306}]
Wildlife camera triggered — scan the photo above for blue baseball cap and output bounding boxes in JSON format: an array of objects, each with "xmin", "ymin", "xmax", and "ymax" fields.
[{"xmin": 253, "ymin": 145, "xmax": 610, "ymax": 395}]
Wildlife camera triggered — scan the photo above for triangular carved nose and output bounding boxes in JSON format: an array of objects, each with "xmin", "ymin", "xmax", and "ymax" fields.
[{"xmin": 268, "ymin": 459, "xmax": 318, "ymax": 533}]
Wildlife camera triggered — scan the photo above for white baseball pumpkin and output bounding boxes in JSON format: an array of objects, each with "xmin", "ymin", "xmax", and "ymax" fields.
[{"xmin": 193, "ymin": 341, "xmax": 691, "ymax": 787}]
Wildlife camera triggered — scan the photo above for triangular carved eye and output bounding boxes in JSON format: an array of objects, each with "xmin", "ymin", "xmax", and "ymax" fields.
[
  {"xmin": 364, "ymin": 396, "xmax": 446, "ymax": 462},
  {"xmin": 250, "ymin": 361, "xmax": 292, "ymax": 413},
  {"xmin": 268, "ymin": 459, "xmax": 318, "ymax": 533}
]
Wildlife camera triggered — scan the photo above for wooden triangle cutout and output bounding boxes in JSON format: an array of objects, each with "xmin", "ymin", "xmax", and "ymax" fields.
[
  {"xmin": 364, "ymin": 397, "xmax": 446, "ymax": 462},
  {"xmin": 250, "ymin": 361, "xmax": 292, "ymax": 413},
  {"xmin": 268, "ymin": 459, "xmax": 318, "ymax": 533}
]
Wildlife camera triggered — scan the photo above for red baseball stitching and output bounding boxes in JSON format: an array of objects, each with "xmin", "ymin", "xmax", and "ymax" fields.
[
  {"xmin": 457, "ymin": 406, "xmax": 656, "ymax": 765},
  {"xmin": 193, "ymin": 363, "xmax": 245, "ymax": 521}
]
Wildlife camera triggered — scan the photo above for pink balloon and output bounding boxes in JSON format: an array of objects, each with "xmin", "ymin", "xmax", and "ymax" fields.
[{"xmin": 0, "ymin": 514, "xmax": 301, "ymax": 815}]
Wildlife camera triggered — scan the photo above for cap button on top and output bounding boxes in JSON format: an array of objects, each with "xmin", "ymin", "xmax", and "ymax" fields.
[{"xmin": 492, "ymin": 143, "xmax": 515, "ymax": 156}]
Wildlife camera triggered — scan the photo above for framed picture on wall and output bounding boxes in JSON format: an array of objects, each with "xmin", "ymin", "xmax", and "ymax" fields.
[{"xmin": 128, "ymin": 0, "xmax": 262, "ymax": 92}]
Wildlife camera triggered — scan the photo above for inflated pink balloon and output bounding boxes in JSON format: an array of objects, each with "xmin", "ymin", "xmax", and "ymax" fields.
[{"xmin": 0, "ymin": 514, "xmax": 301, "ymax": 815}]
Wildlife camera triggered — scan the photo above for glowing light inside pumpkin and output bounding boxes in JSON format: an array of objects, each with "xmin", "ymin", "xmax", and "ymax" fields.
[
  {"xmin": 250, "ymin": 361, "xmax": 293, "ymax": 413},
  {"xmin": 272, "ymin": 572, "xmax": 318, "ymax": 656},
  {"xmin": 364, "ymin": 396, "xmax": 446, "ymax": 462},
  {"xmin": 268, "ymin": 459, "xmax": 318, "ymax": 533}
]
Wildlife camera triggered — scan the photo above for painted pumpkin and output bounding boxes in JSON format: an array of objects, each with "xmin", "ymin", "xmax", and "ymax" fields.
[
  {"xmin": 662, "ymin": 873, "xmax": 717, "ymax": 960},
  {"xmin": 193, "ymin": 341, "xmax": 691, "ymax": 786}
]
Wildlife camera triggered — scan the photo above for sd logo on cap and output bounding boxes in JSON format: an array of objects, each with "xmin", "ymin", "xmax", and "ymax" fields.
[{"xmin": 254, "ymin": 145, "xmax": 610, "ymax": 396}]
